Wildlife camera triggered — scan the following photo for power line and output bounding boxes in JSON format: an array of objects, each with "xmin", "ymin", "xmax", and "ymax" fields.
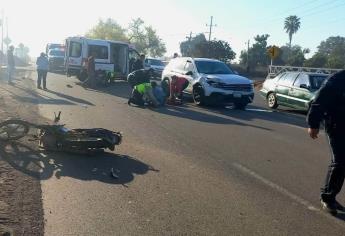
[
  {"xmin": 299, "ymin": 0, "xmax": 345, "ymax": 18},
  {"xmin": 254, "ymin": 0, "xmax": 321, "ymax": 23}
]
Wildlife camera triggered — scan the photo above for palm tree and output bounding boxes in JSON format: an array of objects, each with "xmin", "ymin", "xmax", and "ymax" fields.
[{"xmin": 284, "ymin": 15, "xmax": 301, "ymax": 49}]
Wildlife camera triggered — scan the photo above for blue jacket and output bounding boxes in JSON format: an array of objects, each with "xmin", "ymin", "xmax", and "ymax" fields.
[{"xmin": 36, "ymin": 56, "xmax": 49, "ymax": 71}]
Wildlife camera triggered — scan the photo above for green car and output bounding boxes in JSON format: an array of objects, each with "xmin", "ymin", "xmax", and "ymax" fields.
[{"xmin": 260, "ymin": 72, "xmax": 329, "ymax": 111}]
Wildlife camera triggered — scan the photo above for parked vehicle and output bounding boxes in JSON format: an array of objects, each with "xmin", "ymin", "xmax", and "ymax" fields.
[
  {"xmin": 144, "ymin": 58, "xmax": 165, "ymax": 78},
  {"xmin": 65, "ymin": 37, "xmax": 139, "ymax": 81},
  {"xmin": 46, "ymin": 43, "xmax": 64, "ymax": 54},
  {"xmin": 161, "ymin": 57, "xmax": 254, "ymax": 108},
  {"xmin": 260, "ymin": 72, "xmax": 329, "ymax": 111},
  {"xmin": 0, "ymin": 112, "xmax": 122, "ymax": 154},
  {"xmin": 48, "ymin": 49, "xmax": 65, "ymax": 71}
]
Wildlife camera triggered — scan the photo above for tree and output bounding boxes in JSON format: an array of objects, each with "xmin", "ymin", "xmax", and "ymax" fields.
[
  {"xmin": 240, "ymin": 34, "xmax": 270, "ymax": 68},
  {"xmin": 286, "ymin": 45, "xmax": 306, "ymax": 66},
  {"xmin": 127, "ymin": 18, "xmax": 166, "ymax": 57},
  {"xmin": 144, "ymin": 26, "xmax": 166, "ymax": 57},
  {"xmin": 128, "ymin": 18, "xmax": 146, "ymax": 52},
  {"xmin": 304, "ymin": 53, "xmax": 328, "ymax": 68},
  {"xmin": 193, "ymin": 40, "xmax": 236, "ymax": 62},
  {"xmin": 180, "ymin": 34, "xmax": 207, "ymax": 57},
  {"xmin": 304, "ymin": 36, "xmax": 345, "ymax": 68},
  {"xmin": 85, "ymin": 18, "xmax": 128, "ymax": 42},
  {"xmin": 284, "ymin": 15, "xmax": 301, "ymax": 49}
]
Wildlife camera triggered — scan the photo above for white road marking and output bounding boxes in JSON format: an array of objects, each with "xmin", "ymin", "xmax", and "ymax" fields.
[
  {"xmin": 245, "ymin": 108, "xmax": 273, "ymax": 112},
  {"xmin": 233, "ymin": 162, "xmax": 345, "ymax": 227}
]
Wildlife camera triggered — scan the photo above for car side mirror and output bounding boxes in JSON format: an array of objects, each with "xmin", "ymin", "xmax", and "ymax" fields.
[
  {"xmin": 300, "ymin": 84, "xmax": 310, "ymax": 90},
  {"xmin": 185, "ymin": 71, "xmax": 193, "ymax": 76}
]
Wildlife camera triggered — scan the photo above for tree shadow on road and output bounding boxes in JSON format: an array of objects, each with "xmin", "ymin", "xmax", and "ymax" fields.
[
  {"xmin": 1, "ymin": 83, "xmax": 95, "ymax": 106},
  {"xmin": 0, "ymin": 141, "xmax": 158, "ymax": 186},
  {"xmin": 45, "ymin": 89, "xmax": 95, "ymax": 106},
  {"xmin": 0, "ymin": 85, "xmax": 76, "ymax": 106},
  {"xmin": 78, "ymin": 80, "xmax": 131, "ymax": 100},
  {"xmin": 197, "ymin": 103, "xmax": 309, "ymax": 129},
  {"xmin": 152, "ymin": 104, "xmax": 272, "ymax": 131}
]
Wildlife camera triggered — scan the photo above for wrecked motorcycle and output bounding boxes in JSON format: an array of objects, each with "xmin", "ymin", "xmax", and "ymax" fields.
[{"xmin": 0, "ymin": 112, "xmax": 122, "ymax": 154}]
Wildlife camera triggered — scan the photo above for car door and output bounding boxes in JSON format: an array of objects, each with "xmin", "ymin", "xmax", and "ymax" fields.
[
  {"xmin": 289, "ymin": 73, "xmax": 312, "ymax": 109},
  {"xmin": 66, "ymin": 39, "xmax": 83, "ymax": 69},
  {"xmin": 275, "ymin": 73, "xmax": 298, "ymax": 105}
]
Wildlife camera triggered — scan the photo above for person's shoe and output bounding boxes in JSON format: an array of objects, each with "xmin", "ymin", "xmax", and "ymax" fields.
[
  {"xmin": 43, "ymin": 87, "xmax": 47, "ymax": 90},
  {"xmin": 334, "ymin": 200, "xmax": 344, "ymax": 211},
  {"xmin": 127, "ymin": 100, "xmax": 131, "ymax": 106},
  {"xmin": 37, "ymin": 86, "xmax": 42, "ymax": 89},
  {"xmin": 321, "ymin": 199, "xmax": 337, "ymax": 215}
]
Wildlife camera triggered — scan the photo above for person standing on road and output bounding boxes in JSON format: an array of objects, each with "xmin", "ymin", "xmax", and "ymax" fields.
[
  {"xmin": 307, "ymin": 70, "xmax": 345, "ymax": 215},
  {"xmin": 131, "ymin": 54, "xmax": 145, "ymax": 72},
  {"xmin": 7, "ymin": 45, "xmax": 15, "ymax": 84},
  {"xmin": 36, "ymin": 52, "xmax": 49, "ymax": 90},
  {"xmin": 82, "ymin": 55, "xmax": 96, "ymax": 88}
]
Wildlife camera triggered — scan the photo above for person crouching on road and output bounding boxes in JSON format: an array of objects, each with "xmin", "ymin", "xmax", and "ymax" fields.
[
  {"xmin": 151, "ymin": 81, "xmax": 166, "ymax": 106},
  {"xmin": 307, "ymin": 70, "xmax": 345, "ymax": 215},
  {"xmin": 167, "ymin": 75, "xmax": 189, "ymax": 105},
  {"xmin": 127, "ymin": 68, "xmax": 158, "ymax": 107},
  {"xmin": 36, "ymin": 52, "xmax": 49, "ymax": 90}
]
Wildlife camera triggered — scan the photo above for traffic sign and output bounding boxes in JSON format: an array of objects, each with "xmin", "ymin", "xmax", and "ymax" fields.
[{"xmin": 268, "ymin": 46, "xmax": 279, "ymax": 59}]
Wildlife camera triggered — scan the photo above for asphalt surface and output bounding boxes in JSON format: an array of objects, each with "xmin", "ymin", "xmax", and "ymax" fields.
[{"xmin": 22, "ymin": 72, "xmax": 345, "ymax": 235}]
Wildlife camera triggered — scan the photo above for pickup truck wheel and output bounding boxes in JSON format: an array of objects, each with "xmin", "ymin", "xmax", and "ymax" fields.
[
  {"xmin": 267, "ymin": 93, "xmax": 278, "ymax": 109},
  {"xmin": 193, "ymin": 85, "xmax": 206, "ymax": 106}
]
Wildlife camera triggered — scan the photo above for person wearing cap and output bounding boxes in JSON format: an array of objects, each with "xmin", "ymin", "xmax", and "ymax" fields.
[
  {"xmin": 7, "ymin": 45, "xmax": 15, "ymax": 84},
  {"xmin": 131, "ymin": 54, "xmax": 145, "ymax": 72},
  {"xmin": 36, "ymin": 52, "xmax": 49, "ymax": 89}
]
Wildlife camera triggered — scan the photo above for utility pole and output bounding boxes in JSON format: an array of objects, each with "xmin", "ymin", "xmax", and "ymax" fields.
[
  {"xmin": 6, "ymin": 17, "xmax": 8, "ymax": 51},
  {"xmin": 245, "ymin": 39, "xmax": 250, "ymax": 72},
  {"xmin": 206, "ymin": 16, "xmax": 216, "ymax": 41},
  {"xmin": 186, "ymin": 31, "xmax": 193, "ymax": 42},
  {"xmin": 1, "ymin": 9, "xmax": 3, "ymax": 54}
]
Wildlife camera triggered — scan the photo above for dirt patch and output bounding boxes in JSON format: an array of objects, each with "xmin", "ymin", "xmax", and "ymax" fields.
[{"xmin": 0, "ymin": 71, "xmax": 44, "ymax": 236}]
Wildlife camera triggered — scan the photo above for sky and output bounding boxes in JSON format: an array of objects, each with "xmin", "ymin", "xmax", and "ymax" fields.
[{"xmin": 1, "ymin": 0, "xmax": 345, "ymax": 60}]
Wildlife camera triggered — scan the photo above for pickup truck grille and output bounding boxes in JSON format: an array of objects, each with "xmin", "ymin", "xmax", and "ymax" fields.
[{"xmin": 214, "ymin": 83, "xmax": 252, "ymax": 91}]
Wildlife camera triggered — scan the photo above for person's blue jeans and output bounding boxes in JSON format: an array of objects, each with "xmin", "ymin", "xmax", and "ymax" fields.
[
  {"xmin": 37, "ymin": 69, "xmax": 48, "ymax": 88},
  {"xmin": 7, "ymin": 65, "xmax": 14, "ymax": 82}
]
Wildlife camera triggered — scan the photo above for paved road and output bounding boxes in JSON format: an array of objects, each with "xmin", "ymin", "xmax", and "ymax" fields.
[{"xmin": 23, "ymin": 72, "xmax": 345, "ymax": 235}]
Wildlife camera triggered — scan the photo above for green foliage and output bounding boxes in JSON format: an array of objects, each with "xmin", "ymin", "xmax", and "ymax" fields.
[
  {"xmin": 85, "ymin": 18, "xmax": 166, "ymax": 57},
  {"xmin": 85, "ymin": 18, "xmax": 128, "ymax": 42},
  {"xmin": 180, "ymin": 34, "xmax": 207, "ymax": 57},
  {"xmin": 180, "ymin": 34, "xmax": 235, "ymax": 62},
  {"xmin": 304, "ymin": 36, "xmax": 345, "ymax": 69},
  {"xmin": 194, "ymin": 40, "xmax": 236, "ymax": 62},
  {"xmin": 240, "ymin": 34, "xmax": 270, "ymax": 67},
  {"xmin": 304, "ymin": 53, "xmax": 328, "ymax": 68},
  {"xmin": 284, "ymin": 15, "xmax": 301, "ymax": 48},
  {"xmin": 128, "ymin": 18, "xmax": 166, "ymax": 57}
]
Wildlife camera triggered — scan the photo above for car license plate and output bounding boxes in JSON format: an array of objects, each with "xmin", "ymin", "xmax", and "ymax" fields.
[{"xmin": 233, "ymin": 93, "xmax": 242, "ymax": 98}]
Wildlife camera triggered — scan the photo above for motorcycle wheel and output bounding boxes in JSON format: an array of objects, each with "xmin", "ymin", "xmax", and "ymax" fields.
[{"xmin": 0, "ymin": 119, "xmax": 30, "ymax": 141}]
